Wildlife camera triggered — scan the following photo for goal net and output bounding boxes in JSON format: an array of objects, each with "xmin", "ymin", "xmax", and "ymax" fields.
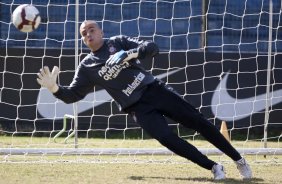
[{"xmin": 0, "ymin": 0, "xmax": 281, "ymax": 163}]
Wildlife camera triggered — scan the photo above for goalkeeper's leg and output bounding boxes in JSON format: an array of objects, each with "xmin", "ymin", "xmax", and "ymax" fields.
[
  {"xmin": 150, "ymin": 81, "xmax": 242, "ymax": 161},
  {"xmin": 162, "ymin": 97, "xmax": 242, "ymax": 162},
  {"xmin": 149, "ymin": 80, "xmax": 252, "ymax": 179},
  {"xmin": 125, "ymin": 102, "xmax": 217, "ymax": 171}
]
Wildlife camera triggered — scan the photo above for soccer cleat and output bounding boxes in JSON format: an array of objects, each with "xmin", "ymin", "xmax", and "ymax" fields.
[
  {"xmin": 235, "ymin": 158, "xmax": 252, "ymax": 179},
  {"xmin": 212, "ymin": 164, "xmax": 226, "ymax": 180}
]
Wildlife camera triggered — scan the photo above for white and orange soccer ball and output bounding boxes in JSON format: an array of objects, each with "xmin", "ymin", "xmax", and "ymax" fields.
[{"xmin": 12, "ymin": 4, "xmax": 41, "ymax": 33}]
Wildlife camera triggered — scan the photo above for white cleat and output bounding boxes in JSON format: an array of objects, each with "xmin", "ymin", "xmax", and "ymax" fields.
[
  {"xmin": 212, "ymin": 164, "xmax": 226, "ymax": 180},
  {"xmin": 235, "ymin": 158, "xmax": 252, "ymax": 179}
]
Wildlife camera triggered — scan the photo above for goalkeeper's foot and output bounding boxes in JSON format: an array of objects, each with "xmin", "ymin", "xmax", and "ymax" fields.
[
  {"xmin": 212, "ymin": 164, "xmax": 226, "ymax": 180},
  {"xmin": 235, "ymin": 158, "xmax": 252, "ymax": 179}
]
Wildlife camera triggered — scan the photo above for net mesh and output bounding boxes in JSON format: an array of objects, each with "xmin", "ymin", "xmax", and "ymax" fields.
[{"xmin": 0, "ymin": 0, "xmax": 281, "ymax": 163}]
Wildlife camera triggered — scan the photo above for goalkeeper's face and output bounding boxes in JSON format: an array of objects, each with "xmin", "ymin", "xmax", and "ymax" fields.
[{"xmin": 80, "ymin": 20, "xmax": 104, "ymax": 51}]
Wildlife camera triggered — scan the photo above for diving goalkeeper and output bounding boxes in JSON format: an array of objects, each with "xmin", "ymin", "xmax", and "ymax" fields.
[{"xmin": 36, "ymin": 20, "xmax": 252, "ymax": 180}]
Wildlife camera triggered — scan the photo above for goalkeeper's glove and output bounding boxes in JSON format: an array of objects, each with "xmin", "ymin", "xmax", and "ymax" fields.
[
  {"xmin": 106, "ymin": 48, "xmax": 139, "ymax": 66},
  {"xmin": 37, "ymin": 66, "xmax": 59, "ymax": 93}
]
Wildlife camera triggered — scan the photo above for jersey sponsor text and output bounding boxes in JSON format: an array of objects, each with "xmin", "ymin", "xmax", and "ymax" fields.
[
  {"xmin": 98, "ymin": 61, "xmax": 130, "ymax": 80},
  {"xmin": 122, "ymin": 72, "xmax": 145, "ymax": 96}
]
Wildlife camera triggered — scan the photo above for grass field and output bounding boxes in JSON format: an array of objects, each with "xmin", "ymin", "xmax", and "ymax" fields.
[
  {"xmin": 0, "ymin": 136, "xmax": 281, "ymax": 184},
  {"xmin": 0, "ymin": 157, "xmax": 281, "ymax": 184}
]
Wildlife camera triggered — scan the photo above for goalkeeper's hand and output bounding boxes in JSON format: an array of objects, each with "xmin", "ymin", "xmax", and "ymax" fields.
[
  {"xmin": 37, "ymin": 66, "xmax": 59, "ymax": 93},
  {"xmin": 106, "ymin": 49, "xmax": 139, "ymax": 66}
]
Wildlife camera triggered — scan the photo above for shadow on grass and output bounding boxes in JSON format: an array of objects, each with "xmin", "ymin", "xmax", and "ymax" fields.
[{"xmin": 128, "ymin": 176, "xmax": 264, "ymax": 183}]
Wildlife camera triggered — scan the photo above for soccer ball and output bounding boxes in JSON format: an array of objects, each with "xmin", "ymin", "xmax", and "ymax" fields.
[{"xmin": 12, "ymin": 4, "xmax": 41, "ymax": 33}]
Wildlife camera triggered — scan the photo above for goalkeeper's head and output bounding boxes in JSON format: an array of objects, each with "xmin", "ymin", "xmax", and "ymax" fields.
[{"xmin": 80, "ymin": 20, "xmax": 104, "ymax": 52}]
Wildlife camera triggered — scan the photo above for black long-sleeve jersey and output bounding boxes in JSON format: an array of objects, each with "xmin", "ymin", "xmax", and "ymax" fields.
[{"xmin": 53, "ymin": 35, "xmax": 159, "ymax": 110}]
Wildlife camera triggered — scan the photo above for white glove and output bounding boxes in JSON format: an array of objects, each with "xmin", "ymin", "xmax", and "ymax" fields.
[
  {"xmin": 37, "ymin": 66, "xmax": 59, "ymax": 93},
  {"xmin": 106, "ymin": 48, "xmax": 139, "ymax": 66}
]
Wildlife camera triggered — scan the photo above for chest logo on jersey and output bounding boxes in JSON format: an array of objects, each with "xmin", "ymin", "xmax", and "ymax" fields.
[{"xmin": 108, "ymin": 44, "xmax": 116, "ymax": 54}]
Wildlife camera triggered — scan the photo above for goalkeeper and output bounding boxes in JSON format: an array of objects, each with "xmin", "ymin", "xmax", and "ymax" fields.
[{"xmin": 37, "ymin": 20, "xmax": 252, "ymax": 180}]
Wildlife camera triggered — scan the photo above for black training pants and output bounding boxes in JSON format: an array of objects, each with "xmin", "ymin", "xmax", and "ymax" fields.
[{"xmin": 125, "ymin": 80, "xmax": 241, "ymax": 170}]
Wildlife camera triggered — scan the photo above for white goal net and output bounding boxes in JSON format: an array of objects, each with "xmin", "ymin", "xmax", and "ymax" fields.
[{"xmin": 0, "ymin": 0, "xmax": 281, "ymax": 163}]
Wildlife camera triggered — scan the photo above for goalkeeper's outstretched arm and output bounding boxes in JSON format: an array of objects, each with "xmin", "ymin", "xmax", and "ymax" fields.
[{"xmin": 36, "ymin": 64, "xmax": 93, "ymax": 104}]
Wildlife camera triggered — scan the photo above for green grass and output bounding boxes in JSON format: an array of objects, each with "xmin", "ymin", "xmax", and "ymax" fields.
[
  {"xmin": 0, "ymin": 136, "xmax": 281, "ymax": 183},
  {"xmin": 0, "ymin": 135, "xmax": 280, "ymax": 148}
]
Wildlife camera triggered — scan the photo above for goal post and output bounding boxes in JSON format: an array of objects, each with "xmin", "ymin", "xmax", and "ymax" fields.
[{"xmin": 0, "ymin": 0, "xmax": 282, "ymax": 162}]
